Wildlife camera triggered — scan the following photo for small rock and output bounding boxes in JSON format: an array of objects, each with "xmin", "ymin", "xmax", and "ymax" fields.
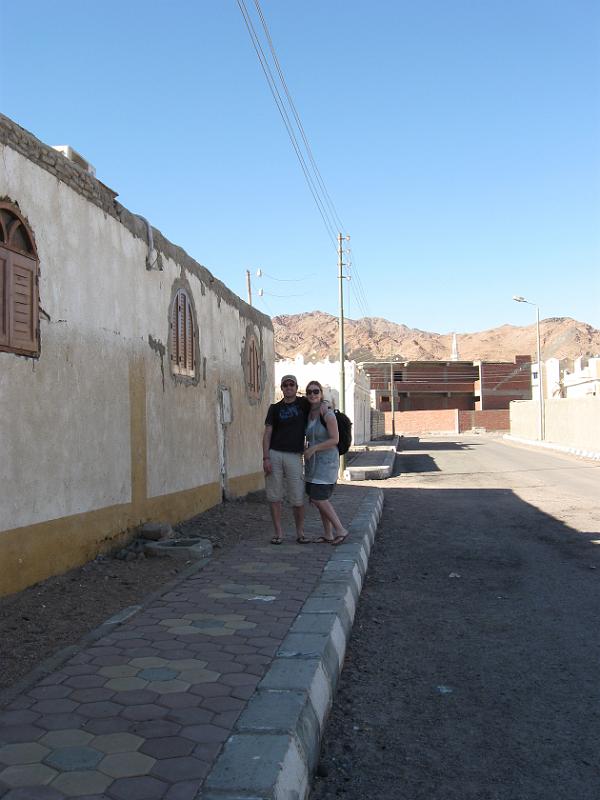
[{"xmin": 139, "ymin": 522, "xmax": 173, "ymax": 541}]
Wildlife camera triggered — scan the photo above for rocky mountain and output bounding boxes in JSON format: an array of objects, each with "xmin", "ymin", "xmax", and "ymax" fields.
[{"xmin": 273, "ymin": 311, "xmax": 600, "ymax": 363}]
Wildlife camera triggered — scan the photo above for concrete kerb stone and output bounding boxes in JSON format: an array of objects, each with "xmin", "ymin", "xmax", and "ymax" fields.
[
  {"xmin": 203, "ymin": 734, "xmax": 310, "ymax": 800},
  {"xmin": 343, "ymin": 438, "xmax": 398, "ymax": 481},
  {"xmin": 503, "ymin": 434, "xmax": 600, "ymax": 462},
  {"xmin": 203, "ymin": 487, "xmax": 384, "ymax": 800}
]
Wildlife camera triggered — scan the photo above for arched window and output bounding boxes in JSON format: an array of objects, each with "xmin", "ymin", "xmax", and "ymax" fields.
[
  {"xmin": 246, "ymin": 335, "xmax": 261, "ymax": 398},
  {"xmin": 170, "ymin": 288, "xmax": 195, "ymax": 377},
  {"xmin": 0, "ymin": 203, "xmax": 39, "ymax": 357}
]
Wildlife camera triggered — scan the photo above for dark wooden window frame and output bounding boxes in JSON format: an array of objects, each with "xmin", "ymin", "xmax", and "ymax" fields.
[
  {"xmin": 170, "ymin": 287, "xmax": 196, "ymax": 378},
  {"xmin": 0, "ymin": 203, "xmax": 39, "ymax": 357},
  {"xmin": 246, "ymin": 334, "xmax": 261, "ymax": 399}
]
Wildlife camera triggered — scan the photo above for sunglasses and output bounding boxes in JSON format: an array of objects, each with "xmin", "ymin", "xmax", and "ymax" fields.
[
  {"xmin": 281, "ymin": 381, "xmax": 296, "ymax": 388},
  {"xmin": 306, "ymin": 388, "xmax": 321, "ymax": 395}
]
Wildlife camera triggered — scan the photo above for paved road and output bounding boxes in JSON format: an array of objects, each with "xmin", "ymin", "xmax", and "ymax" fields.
[{"xmin": 311, "ymin": 435, "xmax": 600, "ymax": 800}]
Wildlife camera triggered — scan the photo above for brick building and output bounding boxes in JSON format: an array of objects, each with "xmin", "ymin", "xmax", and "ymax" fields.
[{"xmin": 363, "ymin": 357, "xmax": 532, "ymax": 412}]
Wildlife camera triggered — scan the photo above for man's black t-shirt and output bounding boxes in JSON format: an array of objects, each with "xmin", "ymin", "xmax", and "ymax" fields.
[{"xmin": 265, "ymin": 397, "xmax": 310, "ymax": 453}]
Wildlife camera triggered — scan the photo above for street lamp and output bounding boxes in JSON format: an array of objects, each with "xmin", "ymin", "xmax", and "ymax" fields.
[{"xmin": 513, "ymin": 295, "xmax": 545, "ymax": 440}]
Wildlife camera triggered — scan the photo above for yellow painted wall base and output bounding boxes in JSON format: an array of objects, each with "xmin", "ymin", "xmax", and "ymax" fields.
[
  {"xmin": 227, "ymin": 470, "xmax": 265, "ymax": 499},
  {"xmin": 0, "ymin": 482, "xmax": 222, "ymax": 598}
]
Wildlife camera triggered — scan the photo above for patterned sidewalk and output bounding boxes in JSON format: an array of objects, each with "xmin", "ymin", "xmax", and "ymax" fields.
[{"xmin": 0, "ymin": 484, "xmax": 382, "ymax": 800}]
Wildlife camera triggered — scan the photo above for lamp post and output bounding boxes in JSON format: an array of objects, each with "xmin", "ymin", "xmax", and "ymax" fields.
[{"xmin": 513, "ymin": 295, "xmax": 545, "ymax": 440}]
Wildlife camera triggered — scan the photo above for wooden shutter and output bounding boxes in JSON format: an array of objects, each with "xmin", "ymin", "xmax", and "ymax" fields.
[
  {"xmin": 10, "ymin": 252, "xmax": 38, "ymax": 353},
  {"xmin": 170, "ymin": 289, "xmax": 195, "ymax": 376},
  {"xmin": 0, "ymin": 249, "xmax": 8, "ymax": 348},
  {"xmin": 185, "ymin": 296, "xmax": 194, "ymax": 373},
  {"xmin": 246, "ymin": 336, "xmax": 260, "ymax": 397}
]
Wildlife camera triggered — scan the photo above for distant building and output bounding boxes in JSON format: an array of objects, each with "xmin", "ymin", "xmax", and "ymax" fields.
[
  {"xmin": 543, "ymin": 356, "xmax": 600, "ymax": 399},
  {"xmin": 363, "ymin": 356, "xmax": 532, "ymax": 413}
]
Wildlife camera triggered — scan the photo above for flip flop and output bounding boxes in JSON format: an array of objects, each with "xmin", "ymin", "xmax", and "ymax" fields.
[
  {"xmin": 332, "ymin": 531, "xmax": 348, "ymax": 546},
  {"xmin": 314, "ymin": 536, "xmax": 335, "ymax": 544},
  {"xmin": 296, "ymin": 536, "xmax": 311, "ymax": 544},
  {"xmin": 271, "ymin": 537, "xmax": 283, "ymax": 545}
]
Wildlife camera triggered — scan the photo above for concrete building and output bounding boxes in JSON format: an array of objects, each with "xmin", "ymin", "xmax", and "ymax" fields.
[
  {"xmin": 542, "ymin": 356, "xmax": 600, "ymax": 399},
  {"xmin": 273, "ymin": 356, "xmax": 371, "ymax": 444},
  {"xmin": 364, "ymin": 357, "xmax": 532, "ymax": 412},
  {"xmin": 0, "ymin": 114, "xmax": 273, "ymax": 596},
  {"xmin": 361, "ymin": 357, "xmax": 532, "ymax": 436}
]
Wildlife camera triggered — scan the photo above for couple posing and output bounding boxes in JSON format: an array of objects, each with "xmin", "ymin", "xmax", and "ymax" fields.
[{"xmin": 263, "ymin": 374, "xmax": 348, "ymax": 545}]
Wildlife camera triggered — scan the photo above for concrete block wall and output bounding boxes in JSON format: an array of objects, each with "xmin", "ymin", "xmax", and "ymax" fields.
[{"xmin": 510, "ymin": 397, "xmax": 600, "ymax": 451}]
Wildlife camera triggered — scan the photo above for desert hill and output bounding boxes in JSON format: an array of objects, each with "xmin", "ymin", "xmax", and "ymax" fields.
[{"xmin": 273, "ymin": 311, "xmax": 600, "ymax": 363}]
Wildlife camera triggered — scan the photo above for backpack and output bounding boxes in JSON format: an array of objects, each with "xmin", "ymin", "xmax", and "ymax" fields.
[{"xmin": 320, "ymin": 409, "xmax": 353, "ymax": 455}]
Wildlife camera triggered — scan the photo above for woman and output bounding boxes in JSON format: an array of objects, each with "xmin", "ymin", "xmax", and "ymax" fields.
[{"xmin": 303, "ymin": 381, "xmax": 349, "ymax": 545}]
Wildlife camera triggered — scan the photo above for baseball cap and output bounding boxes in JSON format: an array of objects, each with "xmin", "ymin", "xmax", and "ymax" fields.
[{"xmin": 280, "ymin": 374, "xmax": 297, "ymax": 386}]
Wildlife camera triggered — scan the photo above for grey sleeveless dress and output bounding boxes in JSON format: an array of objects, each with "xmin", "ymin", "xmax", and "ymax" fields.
[{"xmin": 305, "ymin": 411, "xmax": 339, "ymax": 485}]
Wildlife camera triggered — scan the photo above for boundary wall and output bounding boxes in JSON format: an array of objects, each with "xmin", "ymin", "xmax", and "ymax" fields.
[
  {"xmin": 0, "ymin": 115, "xmax": 273, "ymax": 596},
  {"xmin": 509, "ymin": 397, "xmax": 600, "ymax": 453},
  {"xmin": 384, "ymin": 409, "xmax": 509, "ymax": 435}
]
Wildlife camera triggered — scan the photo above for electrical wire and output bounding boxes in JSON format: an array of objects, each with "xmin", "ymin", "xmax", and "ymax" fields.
[
  {"xmin": 237, "ymin": 1, "xmax": 375, "ymax": 319},
  {"xmin": 257, "ymin": 270, "xmax": 317, "ymax": 282},
  {"xmin": 258, "ymin": 289, "xmax": 311, "ymax": 298},
  {"xmin": 237, "ymin": 0, "xmax": 338, "ymax": 248},
  {"xmin": 253, "ymin": 0, "xmax": 346, "ymax": 236}
]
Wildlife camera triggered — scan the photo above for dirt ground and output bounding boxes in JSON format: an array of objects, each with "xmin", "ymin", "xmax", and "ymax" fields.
[{"xmin": 0, "ymin": 494, "xmax": 272, "ymax": 698}]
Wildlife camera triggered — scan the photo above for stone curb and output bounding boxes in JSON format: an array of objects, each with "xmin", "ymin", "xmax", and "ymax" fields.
[
  {"xmin": 343, "ymin": 437, "xmax": 399, "ymax": 481},
  {"xmin": 503, "ymin": 434, "xmax": 600, "ymax": 462},
  {"xmin": 202, "ymin": 488, "xmax": 384, "ymax": 800}
]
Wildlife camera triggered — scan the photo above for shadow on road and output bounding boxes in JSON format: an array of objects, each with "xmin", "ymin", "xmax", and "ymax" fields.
[{"xmin": 315, "ymin": 481, "xmax": 600, "ymax": 800}]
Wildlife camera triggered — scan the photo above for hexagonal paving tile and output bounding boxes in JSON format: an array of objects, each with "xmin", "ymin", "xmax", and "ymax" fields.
[
  {"xmin": 137, "ymin": 667, "xmax": 178, "ymax": 681},
  {"xmin": 105, "ymin": 677, "xmax": 149, "ymax": 692},
  {"xmin": 91, "ymin": 732, "xmax": 144, "ymax": 753},
  {"xmin": 98, "ymin": 751, "xmax": 155, "ymax": 778},
  {"xmin": 0, "ymin": 762, "xmax": 57, "ymax": 787},
  {"xmin": 0, "ymin": 742, "xmax": 50, "ymax": 766},
  {"xmin": 45, "ymin": 746, "xmax": 103, "ymax": 772},
  {"xmin": 139, "ymin": 736, "xmax": 196, "ymax": 759},
  {"xmin": 99, "ymin": 665, "xmax": 138, "ymax": 679},
  {"xmin": 51, "ymin": 768, "xmax": 112, "ymax": 796},
  {"xmin": 129, "ymin": 656, "xmax": 169, "ymax": 668},
  {"xmin": 177, "ymin": 668, "xmax": 220, "ymax": 684},
  {"xmin": 147, "ymin": 679, "xmax": 191, "ymax": 695}
]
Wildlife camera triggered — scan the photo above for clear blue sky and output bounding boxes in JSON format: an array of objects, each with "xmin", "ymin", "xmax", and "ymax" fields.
[{"xmin": 1, "ymin": 0, "xmax": 598, "ymax": 333}]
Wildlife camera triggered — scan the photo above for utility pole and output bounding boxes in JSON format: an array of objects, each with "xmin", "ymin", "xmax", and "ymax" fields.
[
  {"xmin": 390, "ymin": 361, "xmax": 396, "ymax": 437},
  {"xmin": 246, "ymin": 270, "xmax": 252, "ymax": 306},
  {"xmin": 338, "ymin": 232, "xmax": 348, "ymax": 475}
]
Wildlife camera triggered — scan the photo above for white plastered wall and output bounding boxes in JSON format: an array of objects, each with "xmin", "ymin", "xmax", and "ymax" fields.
[
  {"xmin": 0, "ymin": 142, "xmax": 273, "ymax": 534},
  {"xmin": 0, "ymin": 147, "xmax": 133, "ymax": 529}
]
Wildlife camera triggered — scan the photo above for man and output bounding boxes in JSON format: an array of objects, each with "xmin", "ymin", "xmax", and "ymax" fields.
[{"xmin": 263, "ymin": 374, "xmax": 325, "ymax": 544}]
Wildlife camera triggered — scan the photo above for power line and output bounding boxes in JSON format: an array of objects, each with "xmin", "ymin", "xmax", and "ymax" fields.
[
  {"xmin": 256, "ymin": 269, "xmax": 317, "ymax": 282},
  {"xmin": 253, "ymin": 0, "xmax": 346, "ymax": 235},
  {"xmin": 237, "ymin": 1, "xmax": 374, "ymax": 320},
  {"xmin": 237, "ymin": 0, "xmax": 338, "ymax": 247}
]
